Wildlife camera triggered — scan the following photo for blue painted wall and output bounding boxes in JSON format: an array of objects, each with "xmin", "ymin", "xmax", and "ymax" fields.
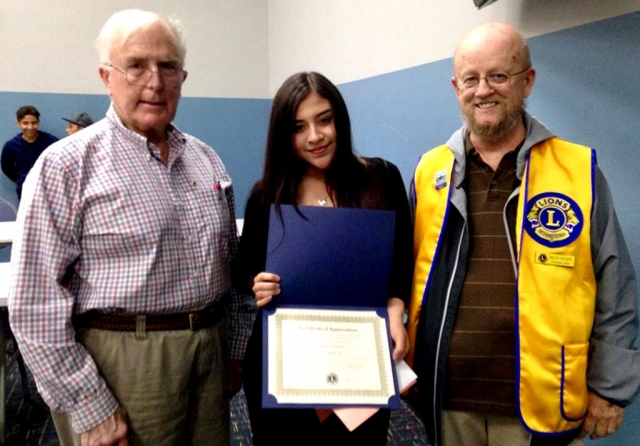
[
  {"xmin": 339, "ymin": 12, "xmax": 640, "ymax": 446},
  {"xmin": 0, "ymin": 93, "xmax": 271, "ymax": 217}
]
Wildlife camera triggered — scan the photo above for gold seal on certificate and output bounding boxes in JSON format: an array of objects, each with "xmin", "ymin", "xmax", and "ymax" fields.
[{"xmin": 266, "ymin": 308, "xmax": 396, "ymax": 406}]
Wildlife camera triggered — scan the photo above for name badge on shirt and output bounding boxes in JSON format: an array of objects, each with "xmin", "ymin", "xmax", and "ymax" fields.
[{"xmin": 534, "ymin": 252, "xmax": 576, "ymax": 268}]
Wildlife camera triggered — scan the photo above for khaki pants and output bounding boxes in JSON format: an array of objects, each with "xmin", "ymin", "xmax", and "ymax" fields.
[
  {"xmin": 52, "ymin": 318, "xmax": 230, "ymax": 446},
  {"xmin": 442, "ymin": 411, "xmax": 584, "ymax": 446}
]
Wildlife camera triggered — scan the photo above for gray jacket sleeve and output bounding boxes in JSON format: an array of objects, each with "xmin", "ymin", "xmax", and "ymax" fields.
[{"xmin": 587, "ymin": 167, "xmax": 640, "ymax": 407}]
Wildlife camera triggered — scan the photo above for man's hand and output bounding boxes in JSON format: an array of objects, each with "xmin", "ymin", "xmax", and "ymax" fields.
[
  {"xmin": 227, "ymin": 359, "xmax": 243, "ymax": 397},
  {"xmin": 80, "ymin": 407, "xmax": 128, "ymax": 446},
  {"xmin": 387, "ymin": 297, "xmax": 409, "ymax": 362},
  {"xmin": 580, "ymin": 391, "xmax": 624, "ymax": 440}
]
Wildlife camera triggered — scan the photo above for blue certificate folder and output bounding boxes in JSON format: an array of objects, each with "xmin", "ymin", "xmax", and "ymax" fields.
[
  {"xmin": 262, "ymin": 204, "xmax": 401, "ymax": 409},
  {"xmin": 265, "ymin": 205, "xmax": 395, "ymax": 307}
]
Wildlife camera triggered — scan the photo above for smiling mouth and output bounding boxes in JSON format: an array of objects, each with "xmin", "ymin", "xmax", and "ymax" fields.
[
  {"xmin": 140, "ymin": 100, "xmax": 166, "ymax": 107},
  {"xmin": 476, "ymin": 102, "xmax": 499, "ymax": 109},
  {"xmin": 309, "ymin": 144, "xmax": 330, "ymax": 155}
]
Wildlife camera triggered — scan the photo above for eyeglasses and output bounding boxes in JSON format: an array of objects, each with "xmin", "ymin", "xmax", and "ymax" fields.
[
  {"xmin": 105, "ymin": 63, "xmax": 186, "ymax": 87},
  {"xmin": 455, "ymin": 67, "xmax": 530, "ymax": 91}
]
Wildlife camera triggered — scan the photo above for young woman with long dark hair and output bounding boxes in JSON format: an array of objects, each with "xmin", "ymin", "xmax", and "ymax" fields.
[{"xmin": 233, "ymin": 72, "xmax": 412, "ymax": 445}]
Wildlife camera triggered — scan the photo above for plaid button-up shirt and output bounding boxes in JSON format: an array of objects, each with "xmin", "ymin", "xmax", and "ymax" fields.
[{"xmin": 8, "ymin": 105, "xmax": 255, "ymax": 433}]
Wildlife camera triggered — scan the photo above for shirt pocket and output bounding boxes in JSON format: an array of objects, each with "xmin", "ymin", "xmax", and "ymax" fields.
[{"xmin": 185, "ymin": 183, "xmax": 232, "ymax": 267}]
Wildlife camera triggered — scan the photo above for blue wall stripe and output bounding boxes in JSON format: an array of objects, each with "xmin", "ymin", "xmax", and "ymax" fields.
[{"xmin": 0, "ymin": 93, "xmax": 271, "ymax": 217}]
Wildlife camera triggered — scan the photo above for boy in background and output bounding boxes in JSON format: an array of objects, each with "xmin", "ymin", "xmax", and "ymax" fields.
[
  {"xmin": 62, "ymin": 111, "xmax": 94, "ymax": 135},
  {"xmin": 1, "ymin": 105, "xmax": 58, "ymax": 199}
]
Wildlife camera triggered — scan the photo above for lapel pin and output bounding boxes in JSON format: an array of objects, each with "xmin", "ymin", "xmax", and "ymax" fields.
[{"xmin": 435, "ymin": 170, "xmax": 447, "ymax": 190}]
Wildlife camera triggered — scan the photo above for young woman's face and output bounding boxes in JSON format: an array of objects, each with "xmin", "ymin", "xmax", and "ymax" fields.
[{"xmin": 292, "ymin": 91, "xmax": 336, "ymax": 174}]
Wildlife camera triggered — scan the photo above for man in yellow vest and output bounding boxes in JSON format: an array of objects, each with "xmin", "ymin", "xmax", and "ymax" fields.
[{"xmin": 408, "ymin": 22, "xmax": 638, "ymax": 446}]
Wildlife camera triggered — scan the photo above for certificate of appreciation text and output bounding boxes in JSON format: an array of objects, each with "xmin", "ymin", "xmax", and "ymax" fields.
[{"xmin": 266, "ymin": 307, "xmax": 396, "ymax": 406}]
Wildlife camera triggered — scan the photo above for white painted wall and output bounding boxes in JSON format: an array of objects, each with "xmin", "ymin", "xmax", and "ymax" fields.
[
  {"xmin": 267, "ymin": 0, "xmax": 640, "ymax": 94},
  {"xmin": 0, "ymin": 0, "xmax": 270, "ymax": 99},
  {"xmin": 2, "ymin": 0, "xmax": 639, "ymax": 98}
]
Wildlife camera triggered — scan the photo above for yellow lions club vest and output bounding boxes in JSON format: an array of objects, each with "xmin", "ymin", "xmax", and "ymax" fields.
[{"xmin": 408, "ymin": 138, "xmax": 596, "ymax": 435}]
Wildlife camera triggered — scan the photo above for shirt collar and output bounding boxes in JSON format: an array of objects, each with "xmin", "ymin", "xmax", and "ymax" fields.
[
  {"xmin": 464, "ymin": 130, "xmax": 525, "ymax": 160},
  {"xmin": 106, "ymin": 104, "xmax": 187, "ymax": 164}
]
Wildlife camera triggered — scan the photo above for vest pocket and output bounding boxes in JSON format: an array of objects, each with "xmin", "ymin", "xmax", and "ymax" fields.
[{"xmin": 560, "ymin": 343, "xmax": 589, "ymax": 421}]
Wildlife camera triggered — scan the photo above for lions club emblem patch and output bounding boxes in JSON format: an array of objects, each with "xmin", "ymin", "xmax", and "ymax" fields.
[{"xmin": 524, "ymin": 192, "xmax": 583, "ymax": 248}]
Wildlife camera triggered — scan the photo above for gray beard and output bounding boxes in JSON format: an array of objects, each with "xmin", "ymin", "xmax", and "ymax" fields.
[
  {"xmin": 466, "ymin": 111, "xmax": 520, "ymax": 140},
  {"xmin": 463, "ymin": 99, "xmax": 527, "ymax": 141}
]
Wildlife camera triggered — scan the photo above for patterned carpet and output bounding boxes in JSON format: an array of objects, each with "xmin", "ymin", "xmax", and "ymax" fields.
[{"xmin": 4, "ymin": 337, "xmax": 428, "ymax": 445}]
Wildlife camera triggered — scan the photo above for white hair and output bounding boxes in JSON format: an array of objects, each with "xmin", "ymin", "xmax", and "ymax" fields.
[{"xmin": 96, "ymin": 9, "xmax": 186, "ymax": 67}]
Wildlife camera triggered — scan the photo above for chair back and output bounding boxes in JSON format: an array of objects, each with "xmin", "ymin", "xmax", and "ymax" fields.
[
  {"xmin": 0, "ymin": 197, "xmax": 17, "ymax": 222},
  {"xmin": 0, "ymin": 197, "xmax": 17, "ymax": 261}
]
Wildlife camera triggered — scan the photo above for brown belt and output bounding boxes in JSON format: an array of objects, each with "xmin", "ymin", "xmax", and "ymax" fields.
[{"xmin": 73, "ymin": 302, "xmax": 225, "ymax": 332}]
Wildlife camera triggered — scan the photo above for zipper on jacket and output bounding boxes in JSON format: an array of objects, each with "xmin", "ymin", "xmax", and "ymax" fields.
[
  {"xmin": 432, "ymin": 222, "xmax": 466, "ymax": 446},
  {"xmin": 503, "ymin": 187, "xmax": 520, "ymax": 277}
]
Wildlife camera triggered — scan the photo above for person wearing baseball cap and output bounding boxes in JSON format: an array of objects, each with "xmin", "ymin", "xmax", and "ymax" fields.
[{"xmin": 62, "ymin": 111, "xmax": 94, "ymax": 135}]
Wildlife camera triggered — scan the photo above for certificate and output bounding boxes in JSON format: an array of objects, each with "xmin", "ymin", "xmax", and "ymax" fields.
[
  {"xmin": 262, "ymin": 205, "xmax": 400, "ymax": 409},
  {"xmin": 264, "ymin": 307, "xmax": 398, "ymax": 407}
]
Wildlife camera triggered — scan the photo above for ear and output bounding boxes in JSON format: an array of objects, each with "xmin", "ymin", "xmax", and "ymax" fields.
[
  {"xmin": 451, "ymin": 76, "xmax": 462, "ymax": 98},
  {"xmin": 99, "ymin": 66, "xmax": 113, "ymax": 96},
  {"xmin": 523, "ymin": 67, "xmax": 536, "ymax": 98}
]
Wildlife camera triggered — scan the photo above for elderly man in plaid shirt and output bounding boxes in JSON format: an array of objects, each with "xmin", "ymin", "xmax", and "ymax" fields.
[{"xmin": 9, "ymin": 9, "xmax": 255, "ymax": 446}]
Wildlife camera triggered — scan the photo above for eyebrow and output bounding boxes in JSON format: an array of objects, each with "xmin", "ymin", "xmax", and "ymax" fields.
[
  {"xmin": 121, "ymin": 56, "xmax": 146, "ymax": 65},
  {"xmin": 122, "ymin": 56, "xmax": 181, "ymax": 65},
  {"xmin": 295, "ymin": 108, "xmax": 333, "ymax": 123}
]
